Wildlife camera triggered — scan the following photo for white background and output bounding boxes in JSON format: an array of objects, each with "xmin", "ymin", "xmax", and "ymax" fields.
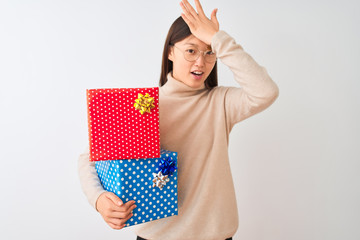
[{"xmin": 0, "ymin": 0, "xmax": 359, "ymax": 239}]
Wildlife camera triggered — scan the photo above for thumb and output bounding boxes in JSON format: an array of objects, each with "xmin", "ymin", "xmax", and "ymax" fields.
[{"xmin": 106, "ymin": 192, "xmax": 123, "ymax": 206}]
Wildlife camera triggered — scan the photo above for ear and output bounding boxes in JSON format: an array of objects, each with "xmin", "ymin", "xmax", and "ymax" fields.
[{"xmin": 168, "ymin": 46, "xmax": 174, "ymax": 62}]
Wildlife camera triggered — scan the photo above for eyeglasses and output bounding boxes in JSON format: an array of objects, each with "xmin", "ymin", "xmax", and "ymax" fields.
[{"xmin": 172, "ymin": 45, "xmax": 217, "ymax": 63}]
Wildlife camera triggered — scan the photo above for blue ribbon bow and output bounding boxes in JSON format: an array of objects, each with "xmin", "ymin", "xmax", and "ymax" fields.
[{"xmin": 158, "ymin": 157, "xmax": 177, "ymax": 176}]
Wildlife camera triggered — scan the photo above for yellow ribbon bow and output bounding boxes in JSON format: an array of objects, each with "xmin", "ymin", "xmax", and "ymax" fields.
[{"xmin": 134, "ymin": 93, "xmax": 155, "ymax": 114}]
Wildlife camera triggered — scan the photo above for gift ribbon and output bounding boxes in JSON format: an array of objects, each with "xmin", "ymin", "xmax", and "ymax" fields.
[
  {"xmin": 151, "ymin": 157, "xmax": 177, "ymax": 190},
  {"xmin": 159, "ymin": 157, "xmax": 177, "ymax": 176},
  {"xmin": 152, "ymin": 171, "xmax": 169, "ymax": 190},
  {"xmin": 134, "ymin": 93, "xmax": 155, "ymax": 115}
]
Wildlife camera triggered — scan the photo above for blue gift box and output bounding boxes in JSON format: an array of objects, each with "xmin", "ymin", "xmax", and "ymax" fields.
[{"xmin": 95, "ymin": 149, "xmax": 178, "ymax": 227}]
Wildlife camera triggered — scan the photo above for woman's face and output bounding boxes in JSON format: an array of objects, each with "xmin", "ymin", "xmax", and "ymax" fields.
[{"xmin": 168, "ymin": 34, "xmax": 216, "ymax": 89}]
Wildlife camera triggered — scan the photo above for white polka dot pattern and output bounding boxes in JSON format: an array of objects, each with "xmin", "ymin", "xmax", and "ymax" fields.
[
  {"xmin": 95, "ymin": 149, "xmax": 178, "ymax": 227},
  {"xmin": 87, "ymin": 88, "xmax": 160, "ymax": 161}
]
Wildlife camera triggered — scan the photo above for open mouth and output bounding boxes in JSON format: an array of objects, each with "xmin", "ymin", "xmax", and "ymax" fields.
[{"xmin": 191, "ymin": 71, "xmax": 204, "ymax": 76}]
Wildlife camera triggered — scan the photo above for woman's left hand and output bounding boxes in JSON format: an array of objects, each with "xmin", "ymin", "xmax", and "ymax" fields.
[{"xmin": 180, "ymin": 0, "xmax": 219, "ymax": 45}]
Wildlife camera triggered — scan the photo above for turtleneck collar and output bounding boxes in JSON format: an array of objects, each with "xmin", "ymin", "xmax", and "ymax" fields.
[{"xmin": 161, "ymin": 72, "xmax": 207, "ymax": 97}]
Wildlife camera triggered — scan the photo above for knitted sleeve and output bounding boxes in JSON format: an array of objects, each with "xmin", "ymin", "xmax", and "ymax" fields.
[
  {"xmin": 211, "ymin": 31, "xmax": 279, "ymax": 129},
  {"xmin": 78, "ymin": 149, "xmax": 106, "ymax": 209}
]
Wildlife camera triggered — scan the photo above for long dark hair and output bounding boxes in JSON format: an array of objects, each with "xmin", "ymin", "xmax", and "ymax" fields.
[{"xmin": 159, "ymin": 17, "xmax": 218, "ymax": 89}]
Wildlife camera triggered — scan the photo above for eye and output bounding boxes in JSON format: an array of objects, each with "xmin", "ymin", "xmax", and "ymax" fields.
[
  {"xmin": 206, "ymin": 50, "xmax": 215, "ymax": 55},
  {"xmin": 186, "ymin": 49, "xmax": 197, "ymax": 54}
]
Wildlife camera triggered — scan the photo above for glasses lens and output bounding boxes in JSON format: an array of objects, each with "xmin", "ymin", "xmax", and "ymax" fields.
[
  {"xmin": 182, "ymin": 46, "xmax": 217, "ymax": 63},
  {"xmin": 205, "ymin": 52, "xmax": 217, "ymax": 63},
  {"xmin": 184, "ymin": 48, "xmax": 198, "ymax": 62}
]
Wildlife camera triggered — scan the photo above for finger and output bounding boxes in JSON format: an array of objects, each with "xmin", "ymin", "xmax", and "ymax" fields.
[
  {"xmin": 106, "ymin": 192, "xmax": 123, "ymax": 207},
  {"xmin": 108, "ymin": 210, "xmax": 133, "ymax": 228},
  {"xmin": 194, "ymin": 0, "xmax": 206, "ymax": 17},
  {"xmin": 108, "ymin": 219, "xmax": 127, "ymax": 230},
  {"xmin": 181, "ymin": 13, "xmax": 194, "ymax": 29},
  {"xmin": 111, "ymin": 204, "xmax": 137, "ymax": 218},
  {"xmin": 118, "ymin": 200, "xmax": 136, "ymax": 212},
  {"xmin": 108, "ymin": 222, "xmax": 124, "ymax": 230},
  {"xmin": 109, "ymin": 213, "xmax": 134, "ymax": 226},
  {"xmin": 211, "ymin": 9, "xmax": 219, "ymax": 27},
  {"xmin": 182, "ymin": 0, "xmax": 198, "ymax": 19},
  {"xmin": 108, "ymin": 199, "xmax": 135, "ymax": 213},
  {"xmin": 121, "ymin": 211, "xmax": 134, "ymax": 225},
  {"xmin": 180, "ymin": 1, "xmax": 196, "ymax": 21},
  {"xmin": 108, "ymin": 217, "xmax": 125, "ymax": 226}
]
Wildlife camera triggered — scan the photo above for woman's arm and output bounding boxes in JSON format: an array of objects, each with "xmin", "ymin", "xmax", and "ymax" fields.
[
  {"xmin": 78, "ymin": 150, "xmax": 106, "ymax": 208},
  {"xmin": 78, "ymin": 150, "xmax": 136, "ymax": 229},
  {"xmin": 211, "ymin": 31, "xmax": 279, "ymax": 126},
  {"xmin": 180, "ymin": 0, "xmax": 278, "ymax": 126}
]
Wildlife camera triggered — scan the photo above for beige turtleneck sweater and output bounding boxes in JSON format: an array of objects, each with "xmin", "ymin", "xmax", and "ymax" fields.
[{"xmin": 78, "ymin": 30, "xmax": 279, "ymax": 240}]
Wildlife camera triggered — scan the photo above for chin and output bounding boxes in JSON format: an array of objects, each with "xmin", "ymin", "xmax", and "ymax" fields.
[
  {"xmin": 186, "ymin": 81, "xmax": 203, "ymax": 89},
  {"xmin": 187, "ymin": 77, "xmax": 206, "ymax": 88}
]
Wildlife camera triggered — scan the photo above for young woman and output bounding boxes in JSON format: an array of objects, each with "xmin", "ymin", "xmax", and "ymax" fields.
[{"xmin": 78, "ymin": 0, "xmax": 279, "ymax": 239}]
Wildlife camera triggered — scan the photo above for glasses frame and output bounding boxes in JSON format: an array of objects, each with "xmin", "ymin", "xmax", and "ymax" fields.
[{"xmin": 172, "ymin": 44, "xmax": 217, "ymax": 63}]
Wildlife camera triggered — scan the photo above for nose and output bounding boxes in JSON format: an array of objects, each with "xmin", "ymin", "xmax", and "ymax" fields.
[{"xmin": 194, "ymin": 53, "xmax": 205, "ymax": 67}]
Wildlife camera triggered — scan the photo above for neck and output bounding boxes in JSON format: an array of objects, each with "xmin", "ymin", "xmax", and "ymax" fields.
[{"xmin": 161, "ymin": 72, "xmax": 207, "ymax": 97}]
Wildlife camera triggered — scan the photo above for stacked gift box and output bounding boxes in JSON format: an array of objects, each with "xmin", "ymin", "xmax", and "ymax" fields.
[{"xmin": 87, "ymin": 87, "xmax": 178, "ymax": 227}]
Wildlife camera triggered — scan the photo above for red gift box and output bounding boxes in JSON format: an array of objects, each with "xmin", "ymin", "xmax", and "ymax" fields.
[{"xmin": 87, "ymin": 87, "xmax": 160, "ymax": 161}]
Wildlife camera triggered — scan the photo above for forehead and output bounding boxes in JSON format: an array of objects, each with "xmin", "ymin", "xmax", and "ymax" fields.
[{"xmin": 178, "ymin": 35, "xmax": 211, "ymax": 49}]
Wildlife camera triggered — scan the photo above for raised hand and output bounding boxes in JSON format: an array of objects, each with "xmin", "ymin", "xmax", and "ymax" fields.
[{"xmin": 180, "ymin": 0, "xmax": 219, "ymax": 45}]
